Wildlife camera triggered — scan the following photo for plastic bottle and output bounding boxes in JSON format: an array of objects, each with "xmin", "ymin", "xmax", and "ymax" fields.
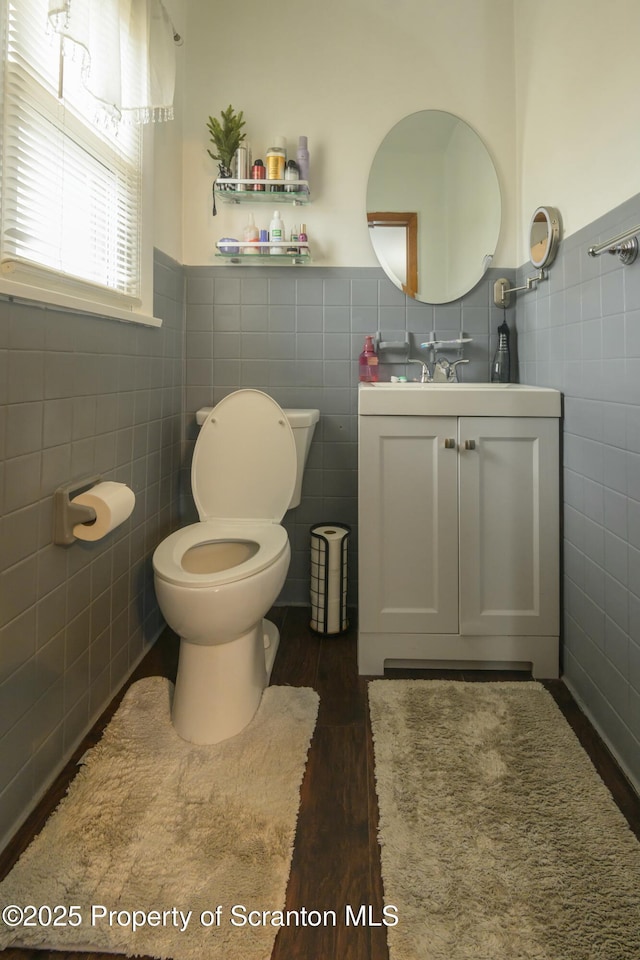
[
  {"xmin": 269, "ymin": 210, "xmax": 285, "ymax": 254},
  {"xmin": 287, "ymin": 228, "xmax": 300, "ymax": 255},
  {"xmin": 296, "ymin": 135, "xmax": 310, "ymax": 185},
  {"xmin": 266, "ymin": 137, "xmax": 286, "ymax": 191},
  {"xmin": 284, "ymin": 159, "xmax": 300, "ymax": 193},
  {"xmin": 243, "ymin": 212, "xmax": 260, "ymax": 255},
  {"xmin": 298, "ymin": 223, "xmax": 308, "ymax": 255},
  {"xmin": 491, "ymin": 319, "xmax": 511, "ymax": 382},
  {"xmin": 359, "ymin": 335, "xmax": 379, "ymax": 382}
]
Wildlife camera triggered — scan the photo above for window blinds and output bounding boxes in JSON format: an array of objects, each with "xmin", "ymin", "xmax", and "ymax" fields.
[{"xmin": 0, "ymin": 0, "xmax": 142, "ymax": 301}]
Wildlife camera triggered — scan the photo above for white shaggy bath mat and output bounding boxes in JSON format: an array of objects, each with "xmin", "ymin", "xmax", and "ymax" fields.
[
  {"xmin": 0, "ymin": 676, "xmax": 319, "ymax": 960},
  {"xmin": 369, "ymin": 679, "xmax": 640, "ymax": 960}
]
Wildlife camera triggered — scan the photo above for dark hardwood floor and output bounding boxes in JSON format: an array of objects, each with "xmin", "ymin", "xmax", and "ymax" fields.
[{"xmin": 1, "ymin": 607, "xmax": 639, "ymax": 960}]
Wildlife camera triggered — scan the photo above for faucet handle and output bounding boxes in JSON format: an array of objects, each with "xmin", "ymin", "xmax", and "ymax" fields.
[{"xmin": 449, "ymin": 359, "xmax": 470, "ymax": 382}]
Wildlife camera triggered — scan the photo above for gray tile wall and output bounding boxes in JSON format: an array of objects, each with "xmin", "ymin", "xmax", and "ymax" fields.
[
  {"xmin": 0, "ymin": 249, "xmax": 185, "ymax": 849},
  {"xmin": 2, "ymin": 201, "xmax": 639, "ymax": 852},
  {"xmin": 184, "ymin": 265, "xmax": 505, "ymax": 604},
  {"xmin": 516, "ymin": 192, "xmax": 640, "ymax": 791}
]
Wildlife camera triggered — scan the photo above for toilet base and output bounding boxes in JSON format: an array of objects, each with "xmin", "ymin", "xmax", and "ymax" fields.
[
  {"xmin": 263, "ymin": 617, "xmax": 280, "ymax": 680},
  {"xmin": 172, "ymin": 623, "xmax": 268, "ymax": 744}
]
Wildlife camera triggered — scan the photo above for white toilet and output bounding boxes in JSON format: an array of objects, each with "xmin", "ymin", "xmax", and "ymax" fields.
[{"xmin": 152, "ymin": 389, "xmax": 319, "ymax": 745}]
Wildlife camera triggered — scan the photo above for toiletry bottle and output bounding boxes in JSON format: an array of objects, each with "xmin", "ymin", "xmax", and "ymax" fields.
[
  {"xmin": 287, "ymin": 228, "xmax": 300, "ymax": 255},
  {"xmin": 298, "ymin": 223, "xmax": 308, "ymax": 255},
  {"xmin": 259, "ymin": 229, "xmax": 269, "ymax": 254},
  {"xmin": 296, "ymin": 135, "xmax": 310, "ymax": 186},
  {"xmin": 234, "ymin": 145, "xmax": 248, "ymax": 191},
  {"xmin": 269, "ymin": 210, "xmax": 285, "ymax": 254},
  {"xmin": 359, "ymin": 335, "xmax": 379, "ymax": 382},
  {"xmin": 251, "ymin": 158, "xmax": 266, "ymax": 191},
  {"xmin": 266, "ymin": 137, "xmax": 286, "ymax": 191},
  {"xmin": 491, "ymin": 319, "xmax": 511, "ymax": 382},
  {"xmin": 243, "ymin": 213, "xmax": 260, "ymax": 254},
  {"xmin": 284, "ymin": 159, "xmax": 299, "ymax": 192}
]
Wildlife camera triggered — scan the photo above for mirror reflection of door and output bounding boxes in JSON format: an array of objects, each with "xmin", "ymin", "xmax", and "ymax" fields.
[
  {"xmin": 367, "ymin": 212, "xmax": 418, "ymax": 299},
  {"xmin": 366, "ymin": 111, "xmax": 501, "ymax": 304}
]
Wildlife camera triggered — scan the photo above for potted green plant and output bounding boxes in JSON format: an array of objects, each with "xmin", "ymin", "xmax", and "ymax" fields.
[{"xmin": 206, "ymin": 105, "xmax": 246, "ymax": 189}]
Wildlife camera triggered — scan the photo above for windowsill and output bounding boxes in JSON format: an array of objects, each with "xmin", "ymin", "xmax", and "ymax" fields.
[{"xmin": 0, "ymin": 276, "xmax": 162, "ymax": 327}]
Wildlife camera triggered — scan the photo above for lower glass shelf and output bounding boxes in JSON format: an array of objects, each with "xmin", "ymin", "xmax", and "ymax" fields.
[
  {"xmin": 215, "ymin": 252, "xmax": 311, "ymax": 265},
  {"xmin": 216, "ymin": 241, "xmax": 311, "ymax": 265}
]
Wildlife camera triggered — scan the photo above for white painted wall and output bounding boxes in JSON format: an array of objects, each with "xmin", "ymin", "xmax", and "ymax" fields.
[
  {"xmin": 155, "ymin": 0, "xmax": 640, "ymax": 271},
  {"xmin": 514, "ymin": 0, "xmax": 640, "ymax": 264},
  {"xmin": 180, "ymin": 0, "xmax": 516, "ymax": 268},
  {"xmin": 152, "ymin": 0, "xmax": 185, "ymax": 263}
]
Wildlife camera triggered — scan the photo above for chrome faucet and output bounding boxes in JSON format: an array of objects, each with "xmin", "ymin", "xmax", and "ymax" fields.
[
  {"xmin": 432, "ymin": 357, "xmax": 470, "ymax": 383},
  {"xmin": 407, "ymin": 358, "xmax": 432, "ymax": 382}
]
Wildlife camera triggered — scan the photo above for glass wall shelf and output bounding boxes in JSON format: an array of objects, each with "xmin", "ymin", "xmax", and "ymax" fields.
[
  {"xmin": 214, "ymin": 179, "xmax": 310, "ymax": 205},
  {"xmin": 216, "ymin": 241, "xmax": 311, "ymax": 265}
]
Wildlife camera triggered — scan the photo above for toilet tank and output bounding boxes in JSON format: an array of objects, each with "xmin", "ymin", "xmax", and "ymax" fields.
[
  {"xmin": 281, "ymin": 408, "xmax": 320, "ymax": 509},
  {"xmin": 195, "ymin": 405, "xmax": 319, "ymax": 510}
]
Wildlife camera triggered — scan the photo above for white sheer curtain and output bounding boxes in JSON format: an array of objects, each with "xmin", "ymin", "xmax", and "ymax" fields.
[{"xmin": 47, "ymin": 0, "xmax": 176, "ymax": 124}]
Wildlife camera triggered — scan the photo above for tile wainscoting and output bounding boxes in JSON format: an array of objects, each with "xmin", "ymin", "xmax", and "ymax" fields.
[
  {"xmin": 515, "ymin": 192, "xmax": 640, "ymax": 790},
  {"xmin": 0, "ymin": 250, "xmax": 185, "ymax": 849}
]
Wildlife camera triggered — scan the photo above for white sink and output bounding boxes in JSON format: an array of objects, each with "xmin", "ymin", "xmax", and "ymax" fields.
[{"xmin": 358, "ymin": 382, "xmax": 562, "ymax": 417}]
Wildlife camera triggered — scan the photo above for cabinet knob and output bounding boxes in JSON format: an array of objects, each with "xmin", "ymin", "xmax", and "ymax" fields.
[
  {"xmin": 464, "ymin": 439, "xmax": 476, "ymax": 450},
  {"xmin": 444, "ymin": 438, "xmax": 456, "ymax": 449}
]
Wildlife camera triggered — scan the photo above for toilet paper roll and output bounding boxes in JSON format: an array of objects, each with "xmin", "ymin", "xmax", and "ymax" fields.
[
  {"xmin": 311, "ymin": 525, "xmax": 349, "ymax": 571},
  {"xmin": 325, "ymin": 598, "xmax": 342, "ymax": 635},
  {"xmin": 72, "ymin": 481, "xmax": 135, "ymax": 542},
  {"xmin": 310, "ymin": 524, "xmax": 350, "ymax": 634}
]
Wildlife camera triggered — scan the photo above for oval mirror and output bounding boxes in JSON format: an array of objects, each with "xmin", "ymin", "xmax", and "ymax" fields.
[
  {"xmin": 366, "ymin": 110, "xmax": 501, "ymax": 304},
  {"xmin": 529, "ymin": 206, "xmax": 561, "ymax": 269}
]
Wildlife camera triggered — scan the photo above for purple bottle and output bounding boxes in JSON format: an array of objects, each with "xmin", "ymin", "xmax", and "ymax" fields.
[{"xmin": 296, "ymin": 136, "xmax": 310, "ymax": 187}]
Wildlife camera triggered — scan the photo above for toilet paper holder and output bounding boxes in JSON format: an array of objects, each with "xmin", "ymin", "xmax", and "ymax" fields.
[{"xmin": 53, "ymin": 475, "xmax": 101, "ymax": 545}]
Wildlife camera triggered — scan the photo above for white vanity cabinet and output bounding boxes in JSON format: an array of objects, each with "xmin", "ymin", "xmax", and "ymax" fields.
[{"xmin": 357, "ymin": 388, "xmax": 561, "ymax": 678}]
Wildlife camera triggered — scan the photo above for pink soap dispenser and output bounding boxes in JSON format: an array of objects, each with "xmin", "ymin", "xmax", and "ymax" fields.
[{"xmin": 359, "ymin": 335, "xmax": 379, "ymax": 382}]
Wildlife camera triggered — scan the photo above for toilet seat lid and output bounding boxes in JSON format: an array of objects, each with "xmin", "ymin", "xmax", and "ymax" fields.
[{"xmin": 192, "ymin": 389, "xmax": 296, "ymax": 522}]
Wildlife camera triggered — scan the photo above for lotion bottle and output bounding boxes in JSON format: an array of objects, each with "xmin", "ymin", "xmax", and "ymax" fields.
[
  {"xmin": 269, "ymin": 210, "xmax": 285, "ymax": 254},
  {"xmin": 243, "ymin": 212, "xmax": 260, "ymax": 254}
]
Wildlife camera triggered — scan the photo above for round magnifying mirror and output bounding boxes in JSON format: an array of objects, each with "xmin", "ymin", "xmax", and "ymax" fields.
[
  {"xmin": 366, "ymin": 110, "xmax": 501, "ymax": 304},
  {"xmin": 529, "ymin": 206, "xmax": 561, "ymax": 269}
]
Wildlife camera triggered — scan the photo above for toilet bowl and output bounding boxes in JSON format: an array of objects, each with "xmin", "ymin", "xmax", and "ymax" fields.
[{"xmin": 152, "ymin": 389, "xmax": 319, "ymax": 745}]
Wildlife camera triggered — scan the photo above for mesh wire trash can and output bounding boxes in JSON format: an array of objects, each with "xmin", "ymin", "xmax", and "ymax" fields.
[{"xmin": 310, "ymin": 523, "xmax": 350, "ymax": 635}]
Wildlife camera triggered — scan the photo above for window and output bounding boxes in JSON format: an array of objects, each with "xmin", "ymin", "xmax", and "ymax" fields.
[{"xmin": 0, "ymin": 0, "xmax": 157, "ymax": 323}]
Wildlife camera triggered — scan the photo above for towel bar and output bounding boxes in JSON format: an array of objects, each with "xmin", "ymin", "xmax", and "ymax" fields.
[{"xmin": 588, "ymin": 224, "xmax": 640, "ymax": 264}]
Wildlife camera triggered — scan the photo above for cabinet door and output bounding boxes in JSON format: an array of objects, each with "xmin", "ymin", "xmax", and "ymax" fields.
[
  {"xmin": 458, "ymin": 417, "xmax": 559, "ymax": 636},
  {"xmin": 359, "ymin": 415, "xmax": 458, "ymax": 634}
]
